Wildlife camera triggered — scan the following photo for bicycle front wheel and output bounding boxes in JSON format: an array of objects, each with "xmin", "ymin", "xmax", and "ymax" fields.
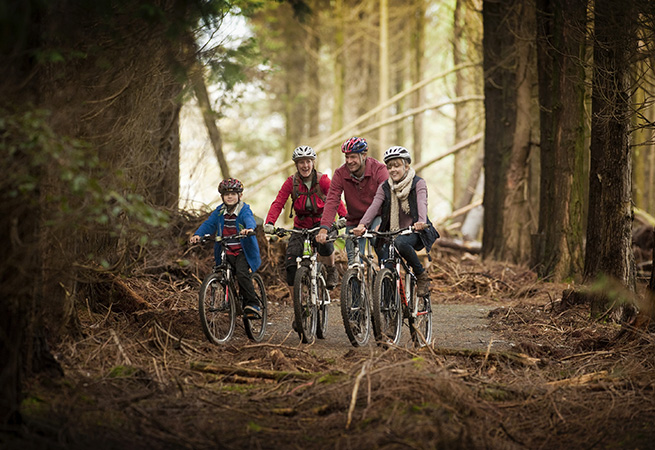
[
  {"xmin": 410, "ymin": 292, "xmax": 432, "ymax": 347},
  {"xmin": 199, "ymin": 272, "xmax": 236, "ymax": 344},
  {"xmin": 340, "ymin": 267, "xmax": 370, "ymax": 347},
  {"xmin": 316, "ymin": 265, "xmax": 329, "ymax": 339},
  {"xmin": 372, "ymin": 268, "xmax": 402, "ymax": 345},
  {"xmin": 243, "ymin": 273, "xmax": 268, "ymax": 342},
  {"xmin": 293, "ymin": 266, "xmax": 317, "ymax": 343}
]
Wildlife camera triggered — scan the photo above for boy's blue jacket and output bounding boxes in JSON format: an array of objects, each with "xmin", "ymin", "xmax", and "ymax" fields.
[{"xmin": 194, "ymin": 201, "xmax": 261, "ymax": 272}]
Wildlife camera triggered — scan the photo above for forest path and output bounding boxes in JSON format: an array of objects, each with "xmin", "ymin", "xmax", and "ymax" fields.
[{"xmin": 248, "ymin": 301, "xmax": 513, "ymax": 359}]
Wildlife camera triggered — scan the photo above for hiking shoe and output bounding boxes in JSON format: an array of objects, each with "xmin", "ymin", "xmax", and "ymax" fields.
[
  {"xmin": 416, "ymin": 271, "xmax": 431, "ymax": 297},
  {"xmin": 244, "ymin": 303, "xmax": 262, "ymax": 319},
  {"xmin": 325, "ymin": 265, "xmax": 339, "ymax": 290}
]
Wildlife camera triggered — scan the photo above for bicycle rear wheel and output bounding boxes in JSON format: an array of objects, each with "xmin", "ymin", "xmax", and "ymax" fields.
[
  {"xmin": 199, "ymin": 272, "xmax": 236, "ymax": 344},
  {"xmin": 340, "ymin": 268, "xmax": 370, "ymax": 347},
  {"xmin": 243, "ymin": 273, "xmax": 268, "ymax": 342},
  {"xmin": 372, "ymin": 268, "xmax": 402, "ymax": 345},
  {"xmin": 410, "ymin": 291, "xmax": 432, "ymax": 347},
  {"xmin": 316, "ymin": 265, "xmax": 329, "ymax": 339},
  {"xmin": 293, "ymin": 266, "xmax": 317, "ymax": 343}
]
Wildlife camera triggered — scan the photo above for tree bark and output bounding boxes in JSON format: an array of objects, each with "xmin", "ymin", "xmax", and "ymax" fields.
[
  {"xmin": 482, "ymin": 0, "xmax": 516, "ymax": 260},
  {"xmin": 585, "ymin": 0, "xmax": 637, "ymax": 318},
  {"xmin": 533, "ymin": 0, "xmax": 587, "ymax": 281},
  {"xmin": 378, "ymin": 0, "xmax": 390, "ymax": 159},
  {"xmin": 453, "ymin": 0, "xmax": 484, "ymax": 212},
  {"xmin": 411, "ymin": 0, "xmax": 426, "ymax": 167}
]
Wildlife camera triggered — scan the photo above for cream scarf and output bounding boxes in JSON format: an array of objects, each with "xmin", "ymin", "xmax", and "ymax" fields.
[{"xmin": 389, "ymin": 167, "xmax": 415, "ymax": 231}]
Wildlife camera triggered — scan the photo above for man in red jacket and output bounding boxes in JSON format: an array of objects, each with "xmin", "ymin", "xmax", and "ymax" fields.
[
  {"xmin": 316, "ymin": 137, "xmax": 388, "ymax": 264},
  {"xmin": 264, "ymin": 145, "xmax": 347, "ymax": 288}
]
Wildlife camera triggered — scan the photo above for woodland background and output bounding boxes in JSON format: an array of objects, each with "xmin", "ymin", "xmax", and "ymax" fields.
[{"xmin": 1, "ymin": 0, "xmax": 655, "ymax": 445}]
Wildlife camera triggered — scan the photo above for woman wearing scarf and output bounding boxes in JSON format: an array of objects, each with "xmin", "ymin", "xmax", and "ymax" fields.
[{"xmin": 352, "ymin": 146, "xmax": 438, "ymax": 297}]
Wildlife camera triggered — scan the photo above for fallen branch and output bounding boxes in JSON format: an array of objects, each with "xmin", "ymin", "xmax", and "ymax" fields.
[
  {"xmin": 190, "ymin": 361, "xmax": 321, "ymax": 381},
  {"xmin": 437, "ymin": 238, "xmax": 482, "ymax": 254},
  {"xmin": 346, "ymin": 361, "xmax": 370, "ymax": 430}
]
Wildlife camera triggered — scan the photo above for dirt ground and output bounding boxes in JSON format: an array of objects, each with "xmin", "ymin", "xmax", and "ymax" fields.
[{"xmin": 4, "ymin": 230, "xmax": 655, "ymax": 450}]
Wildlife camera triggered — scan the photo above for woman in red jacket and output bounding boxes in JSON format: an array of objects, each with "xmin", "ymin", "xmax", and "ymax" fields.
[{"xmin": 264, "ymin": 145, "xmax": 347, "ymax": 289}]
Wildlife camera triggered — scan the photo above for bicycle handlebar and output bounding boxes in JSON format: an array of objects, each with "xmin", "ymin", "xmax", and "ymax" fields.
[
  {"xmin": 267, "ymin": 223, "xmax": 339, "ymax": 240},
  {"xmin": 346, "ymin": 226, "xmax": 415, "ymax": 240},
  {"xmin": 200, "ymin": 232, "xmax": 255, "ymax": 244}
]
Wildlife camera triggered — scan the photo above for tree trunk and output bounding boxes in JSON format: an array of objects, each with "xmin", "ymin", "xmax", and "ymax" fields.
[
  {"xmin": 585, "ymin": 0, "xmax": 637, "ymax": 318},
  {"xmin": 482, "ymin": 0, "xmax": 516, "ymax": 260},
  {"xmin": 499, "ymin": 0, "xmax": 535, "ymax": 264},
  {"xmin": 191, "ymin": 65, "xmax": 230, "ymax": 179},
  {"xmin": 331, "ymin": 0, "xmax": 346, "ymax": 171},
  {"xmin": 378, "ymin": 0, "xmax": 390, "ymax": 159},
  {"xmin": 0, "ymin": 159, "xmax": 39, "ymax": 426},
  {"xmin": 533, "ymin": 0, "xmax": 587, "ymax": 281},
  {"xmin": 453, "ymin": 0, "xmax": 484, "ymax": 212},
  {"xmin": 411, "ymin": 0, "xmax": 426, "ymax": 167},
  {"xmin": 307, "ymin": 23, "xmax": 320, "ymax": 140}
]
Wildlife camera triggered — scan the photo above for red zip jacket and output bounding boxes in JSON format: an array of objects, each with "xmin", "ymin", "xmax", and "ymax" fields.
[
  {"xmin": 320, "ymin": 157, "xmax": 389, "ymax": 228},
  {"xmin": 266, "ymin": 172, "xmax": 347, "ymax": 229}
]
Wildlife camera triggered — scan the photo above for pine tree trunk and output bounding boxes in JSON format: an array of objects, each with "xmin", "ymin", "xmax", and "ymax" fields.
[
  {"xmin": 482, "ymin": 0, "xmax": 516, "ymax": 260},
  {"xmin": 378, "ymin": 0, "xmax": 390, "ymax": 159},
  {"xmin": 585, "ymin": 0, "xmax": 637, "ymax": 318},
  {"xmin": 331, "ymin": 0, "xmax": 345, "ymax": 171},
  {"xmin": 534, "ymin": 0, "xmax": 587, "ymax": 281},
  {"xmin": 411, "ymin": 0, "xmax": 426, "ymax": 167}
]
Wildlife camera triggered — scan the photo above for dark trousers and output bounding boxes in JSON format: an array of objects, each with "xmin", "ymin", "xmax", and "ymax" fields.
[
  {"xmin": 226, "ymin": 253, "xmax": 259, "ymax": 307},
  {"xmin": 382, "ymin": 233, "xmax": 425, "ymax": 276},
  {"xmin": 285, "ymin": 231, "xmax": 334, "ymax": 286}
]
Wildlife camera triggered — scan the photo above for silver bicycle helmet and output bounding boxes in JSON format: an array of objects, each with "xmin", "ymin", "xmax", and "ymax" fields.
[
  {"xmin": 292, "ymin": 145, "xmax": 317, "ymax": 161},
  {"xmin": 383, "ymin": 146, "xmax": 411, "ymax": 164}
]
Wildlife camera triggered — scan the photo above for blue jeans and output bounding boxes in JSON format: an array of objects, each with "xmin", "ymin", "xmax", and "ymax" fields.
[
  {"xmin": 381, "ymin": 232, "xmax": 424, "ymax": 276},
  {"xmin": 345, "ymin": 216, "xmax": 382, "ymax": 265}
]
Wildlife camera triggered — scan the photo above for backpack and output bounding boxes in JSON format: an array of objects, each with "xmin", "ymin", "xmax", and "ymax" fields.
[{"xmin": 289, "ymin": 170, "xmax": 325, "ymax": 218}]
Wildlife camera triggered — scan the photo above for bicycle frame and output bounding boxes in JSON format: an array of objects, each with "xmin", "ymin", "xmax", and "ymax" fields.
[
  {"xmin": 276, "ymin": 226, "xmax": 331, "ymax": 309},
  {"xmin": 385, "ymin": 235, "xmax": 418, "ymax": 319},
  {"xmin": 376, "ymin": 227, "xmax": 426, "ymax": 320},
  {"xmin": 348, "ymin": 232, "xmax": 378, "ymax": 291},
  {"xmin": 205, "ymin": 234, "xmax": 249, "ymax": 314},
  {"xmin": 295, "ymin": 227, "xmax": 330, "ymax": 309}
]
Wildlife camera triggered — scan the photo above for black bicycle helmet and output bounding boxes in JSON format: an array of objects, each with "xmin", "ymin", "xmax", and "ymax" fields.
[{"xmin": 218, "ymin": 178, "xmax": 244, "ymax": 194}]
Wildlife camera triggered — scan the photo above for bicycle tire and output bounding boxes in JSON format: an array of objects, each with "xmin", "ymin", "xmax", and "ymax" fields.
[
  {"xmin": 316, "ymin": 264, "xmax": 329, "ymax": 339},
  {"xmin": 293, "ymin": 265, "xmax": 317, "ymax": 343},
  {"xmin": 340, "ymin": 267, "xmax": 370, "ymax": 347},
  {"xmin": 199, "ymin": 272, "xmax": 236, "ymax": 344},
  {"xmin": 410, "ymin": 291, "xmax": 432, "ymax": 347},
  {"xmin": 372, "ymin": 268, "xmax": 402, "ymax": 345},
  {"xmin": 243, "ymin": 273, "xmax": 268, "ymax": 342}
]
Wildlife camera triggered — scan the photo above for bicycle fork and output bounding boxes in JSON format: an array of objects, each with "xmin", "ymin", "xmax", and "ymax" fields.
[{"xmin": 396, "ymin": 263, "xmax": 418, "ymax": 319}]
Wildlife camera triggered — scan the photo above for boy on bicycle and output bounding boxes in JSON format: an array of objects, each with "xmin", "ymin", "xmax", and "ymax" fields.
[
  {"xmin": 352, "ymin": 146, "xmax": 439, "ymax": 297},
  {"xmin": 190, "ymin": 178, "xmax": 262, "ymax": 318}
]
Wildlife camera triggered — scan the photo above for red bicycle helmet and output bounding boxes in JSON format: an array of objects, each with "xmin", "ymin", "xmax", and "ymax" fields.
[
  {"xmin": 218, "ymin": 178, "xmax": 244, "ymax": 194},
  {"xmin": 341, "ymin": 137, "xmax": 368, "ymax": 154}
]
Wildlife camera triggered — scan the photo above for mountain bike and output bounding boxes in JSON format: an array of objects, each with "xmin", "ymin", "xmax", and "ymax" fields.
[
  {"xmin": 267, "ymin": 225, "xmax": 335, "ymax": 343},
  {"xmin": 371, "ymin": 227, "xmax": 432, "ymax": 347},
  {"xmin": 340, "ymin": 232, "xmax": 378, "ymax": 347},
  {"xmin": 198, "ymin": 233, "xmax": 268, "ymax": 344}
]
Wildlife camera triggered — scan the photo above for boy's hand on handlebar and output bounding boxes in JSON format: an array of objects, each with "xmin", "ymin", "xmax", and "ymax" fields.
[
  {"xmin": 414, "ymin": 222, "xmax": 427, "ymax": 231},
  {"xmin": 189, "ymin": 235, "xmax": 201, "ymax": 244},
  {"xmin": 352, "ymin": 223, "xmax": 366, "ymax": 236},
  {"xmin": 240, "ymin": 228, "xmax": 254, "ymax": 236},
  {"xmin": 316, "ymin": 228, "xmax": 327, "ymax": 244}
]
